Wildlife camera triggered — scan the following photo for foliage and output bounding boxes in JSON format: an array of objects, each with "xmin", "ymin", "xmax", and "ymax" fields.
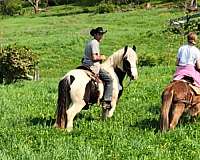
[
  {"xmin": 138, "ymin": 54, "xmax": 158, "ymax": 67},
  {"xmin": 0, "ymin": 45, "xmax": 39, "ymax": 84},
  {"xmin": 0, "ymin": 0, "xmax": 22, "ymax": 15},
  {"xmin": 95, "ymin": 1, "xmax": 116, "ymax": 13},
  {"xmin": 167, "ymin": 14, "xmax": 200, "ymax": 35},
  {"xmin": 48, "ymin": 0, "xmax": 181, "ymax": 6}
]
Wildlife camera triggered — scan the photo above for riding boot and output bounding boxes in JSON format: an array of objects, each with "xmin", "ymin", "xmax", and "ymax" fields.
[
  {"xmin": 102, "ymin": 101, "xmax": 112, "ymax": 110},
  {"xmin": 102, "ymin": 101, "xmax": 111, "ymax": 119}
]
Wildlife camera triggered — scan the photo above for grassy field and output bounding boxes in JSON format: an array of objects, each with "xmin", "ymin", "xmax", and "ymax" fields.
[{"xmin": 1, "ymin": 4, "xmax": 200, "ymax": 160}]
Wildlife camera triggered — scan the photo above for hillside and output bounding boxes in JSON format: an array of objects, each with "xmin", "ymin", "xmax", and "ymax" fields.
[{"xmin": 1, "ymin": 3, "xmax": 200, "ymax": 160}]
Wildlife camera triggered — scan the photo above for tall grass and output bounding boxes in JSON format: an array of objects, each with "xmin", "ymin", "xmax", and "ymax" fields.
[{"xmin": 1, "ymin": 5, "xmax": 200, "ymax": 160}]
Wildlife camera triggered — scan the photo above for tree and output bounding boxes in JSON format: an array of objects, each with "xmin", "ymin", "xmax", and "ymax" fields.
[
  {"xmin": 0, "ymin": 0, "xmax": 22, "ymax": 15},
  {"xmin": 27, "ymin": 0, "xmax": 48, "ymax": 14},
  {"xmin": 185, "ymin": 0, "xmax": 198, "ymax": 12}
]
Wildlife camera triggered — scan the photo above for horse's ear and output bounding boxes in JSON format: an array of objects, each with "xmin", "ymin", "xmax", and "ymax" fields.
[
  {"xmin": 123, "ymin": 45, "xmax": 128, "ymax": 57},
  {"xmin": 132, "ymin": 45, "xmax": 136, "ymax": 52}
]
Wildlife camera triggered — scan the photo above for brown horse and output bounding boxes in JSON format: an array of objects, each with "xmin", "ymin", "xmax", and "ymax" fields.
[{"xmin": 160, "ymin": 79, "xmax": 200, "ymax": 132}]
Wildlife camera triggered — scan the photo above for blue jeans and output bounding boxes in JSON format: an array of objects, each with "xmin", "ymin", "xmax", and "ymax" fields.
[{"xmin": 99, "ymin": 68, "xmax": 113, "ymax": 102}]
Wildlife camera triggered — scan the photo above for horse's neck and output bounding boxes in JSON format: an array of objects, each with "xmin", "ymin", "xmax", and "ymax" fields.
[
  {"xmin": 103, "ymin": 52, "xmax": 123, "ymax": 68},
  {"xmin": 103, "ymin": 52, "xmax": 126, "ymax": 84}
]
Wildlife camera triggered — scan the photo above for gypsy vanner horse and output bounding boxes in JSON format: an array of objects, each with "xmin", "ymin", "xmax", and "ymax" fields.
[
  {"xmin": 54, "ymin": 46, "xmax": 138, "ymax": 132},
  {"xmin": 160, "ymin": 77, "xmax": 200, "ymax": 132}
]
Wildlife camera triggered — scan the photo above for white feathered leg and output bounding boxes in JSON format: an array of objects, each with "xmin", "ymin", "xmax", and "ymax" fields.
[{"xmin": 66, "ymin": 100, "xmax": 86, "ymax": 132}]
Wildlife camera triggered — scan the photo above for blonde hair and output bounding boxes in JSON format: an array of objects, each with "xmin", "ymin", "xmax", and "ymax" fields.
[{"xmin": 187, "ymin": 32, "xmax": 198, "ymax": 45}]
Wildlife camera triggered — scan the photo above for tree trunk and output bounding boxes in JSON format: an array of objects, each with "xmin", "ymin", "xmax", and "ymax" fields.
[
  {"xmin": 35, "ymin": 0, "xmax": 40, "ymax": 13},
  {"xmin": 45, "ymin": 0, "xmax": 48, "ymax": 9},
  {"xmin": 185, "ymin": 0, "xmax": 198, "ymax": 12},
  {"xmin": 145, "ymin": 2, "xmax": 151, "ymax": 9},
  {"xmin": 28, "ymin": 0, "xmax": 41, "ymax": 14},
  {"xmin": 191, "ymin": 0, "xmax": 197, "ymax": 8}
]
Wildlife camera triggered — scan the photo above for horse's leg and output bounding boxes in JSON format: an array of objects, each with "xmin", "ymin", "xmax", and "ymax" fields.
[
  {"xmin": 66, "ymin": 100, "xmax": 86, "ymax": 132},
  {"xmin": 107, "ymin": 80, "xmax": 119, "ymax": 118},
  {"xmin": 189, "ymin": 103, "xmax": 200, "ymax": 116},
  {"xmin": 189, "ymin": 96, "xmax": 200, "ymax": 116},
  {"xmin": 169, "ymin": 103, "xmax": 185, "ymax": 130}
]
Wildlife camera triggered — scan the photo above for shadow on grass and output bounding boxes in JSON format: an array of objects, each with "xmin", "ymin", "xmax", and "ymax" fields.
[
  {"xmin": 148, "ymin": 104, "xmax": 160, "ymax": 115},
  {"xmin": 39, "ymin": 10, "xmax": 94, "ymax": 18},
  {"xmin": 130, "ymin": 105, "xmax": 160, "ymax": 133},
  {"xmin": 131, "ymin": 118, "xmax": 160, "ymax": 133},
  {"xmin": 178, "ymin": 113, "xmax": 200, "ymax": 126},
  {"xmin": 29, "ymin": 116, "xmax": 55, "ymax": 127},
  {"xmin": 74, "ymin": 110, "xmax": 96, "ymax": 121},
  {"xmin": 28, "ymin": 111, "xmax": 96, "ymax": 127},
  {"xmin": 136, "ymin": 105, "xmax": 200, "ymax": 132}
]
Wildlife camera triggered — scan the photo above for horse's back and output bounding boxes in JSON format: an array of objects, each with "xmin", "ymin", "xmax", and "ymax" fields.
[
  {"xmin": 163, "ymin": 81, "xmax": 190, "ymax": 98},
  {"xmin": 59, "ymin": 69, "xmax": 90, "ymax": 96},
  {"xmin": 62, "ymin": 69, "xmax": 91, "ymax": 83}
]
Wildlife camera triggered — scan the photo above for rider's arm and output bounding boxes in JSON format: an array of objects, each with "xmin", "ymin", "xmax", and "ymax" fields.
[
  {"xmin": 195, "ymin": 48, "xmax": 200, "ymax": 71},
  {"xmin": 176, "ymin": 58, "xmax": 179, "ymax": 66},
  {"xmin": 90, "ymin": 40, "xmax": 106, "ymax": 62},
  {"xmin": 196, "ymin": 59, "xmax": 200, "ymax": 71},
  {"xmin": 92, "ymin": 53, "xmax": 106, "ymax": 62}
]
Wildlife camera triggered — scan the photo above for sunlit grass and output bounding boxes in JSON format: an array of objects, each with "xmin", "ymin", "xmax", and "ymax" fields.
[{"xmin": 1, "ymin": 5, "xmax": 200, "ymax": 160}]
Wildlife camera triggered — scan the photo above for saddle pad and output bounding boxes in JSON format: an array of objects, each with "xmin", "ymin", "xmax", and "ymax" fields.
[{"xmin": 189, "ymin": 84, "xmax": 200, "ymax": 95}]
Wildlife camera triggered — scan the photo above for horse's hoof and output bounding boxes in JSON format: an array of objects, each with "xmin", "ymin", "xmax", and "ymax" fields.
[
  {"xmin": 53, "ymin": 123, "xmax": 59, "ymax": 128},
  {"xmin": 102, "ymin": 109, "xmax": 109, "ymax": 119},
  {"xmin": 107, "ymin": 112, "xmax": 113, "ymax": 118},
  {"xmin": 66, "ymin": 127, "xmax": 73, "ymax": 132}
]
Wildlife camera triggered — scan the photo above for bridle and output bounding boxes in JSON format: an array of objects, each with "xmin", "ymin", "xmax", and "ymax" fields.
[{"xmin": 121, "ymin": 46, "xmax": 137, "ymax": 89}]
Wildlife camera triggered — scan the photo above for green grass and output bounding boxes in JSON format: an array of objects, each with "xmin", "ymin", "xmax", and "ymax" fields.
[{"xmin": 1, "ymin": 5, "xmax": 200, "ymax": 160}]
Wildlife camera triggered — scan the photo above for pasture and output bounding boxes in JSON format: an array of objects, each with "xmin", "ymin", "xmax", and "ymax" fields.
[{"xmin": 1, "ymin": 4, "xmax": 200, "ymax": 159}]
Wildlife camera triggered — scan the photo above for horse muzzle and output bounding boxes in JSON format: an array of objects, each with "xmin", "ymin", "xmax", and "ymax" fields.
[
  {"xmin": 130, "ymin": 74, "xmax": 138, "ymax": 80},
  {"xmin": 130, "ymin": 67, "xmax": 138, "ymax": 80}
]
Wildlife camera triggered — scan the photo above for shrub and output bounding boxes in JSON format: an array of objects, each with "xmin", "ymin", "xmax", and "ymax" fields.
[
  {"xmin": 0, "ymin": 0, "xmax": 22, "ymax": 16},
  {"xmin": 95, "ymin": 1, "xmax": 116, "ymax": 13},
  {"xmin": 138, "ymin": 54, "xmax": 158, "ymax": 67},
  {"xmin": 0, "ymin": 45, "xmax": 39, "ymax": 84},
  {"xmin": 167, "ymin": 13, "xmax": 200, "ymax": 36}
]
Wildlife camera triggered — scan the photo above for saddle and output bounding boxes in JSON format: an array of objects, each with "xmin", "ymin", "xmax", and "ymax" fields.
[
  {"xmin": 76, "ymin": 65, "xmax": 101, "ymax": 83},
  {"xmin": 76, "ymin": 65, "xmax": 103, "ymax": 109},
  {"xmin": 180, "ymin": 76, "xmax": 200, "ymax": 95}
]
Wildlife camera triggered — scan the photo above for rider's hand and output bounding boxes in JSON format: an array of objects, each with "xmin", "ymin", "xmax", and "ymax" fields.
[{"xmin": 101, "ymin": 55, "xmax": 106, "ymax": 61}]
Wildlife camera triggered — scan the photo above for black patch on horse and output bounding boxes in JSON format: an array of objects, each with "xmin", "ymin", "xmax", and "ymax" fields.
[
  {"xmin": 132, "ymin": 45, "xmax": 136, "ymax": 52},
  {"xmin": 123, "ymin": 45, "xmax": 128, "ymax": 57},
  {"xmin": 69, "ymin": 75, "xmax": 75, "ymax": 85},
  {"xmin": 76, "ymin": 65, "xmax": 93, "ymax": 73},
  {"xmin": 123, "ymin": 58, "xmax": 131, "ymax": 76},
  {"xmin": 114, "ymin": 67, "xmax": 126, "ymax": 99},
  {"xmin": 83, "ymin": 80, "xmax": 99, "ymax": 109}
]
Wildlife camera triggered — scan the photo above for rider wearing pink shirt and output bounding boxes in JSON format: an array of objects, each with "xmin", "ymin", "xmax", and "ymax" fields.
[{"xmin": 173, "ymin": 32, "xmax": 200, "ymax": 87}]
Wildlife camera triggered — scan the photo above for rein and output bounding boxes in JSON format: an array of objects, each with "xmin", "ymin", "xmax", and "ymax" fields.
[{"xmin": 122, "ymin": 65, "xmax": 137, "ymax": 90}]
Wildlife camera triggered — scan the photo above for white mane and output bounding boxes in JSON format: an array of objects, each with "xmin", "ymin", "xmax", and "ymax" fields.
[{"xmin": 101, "ymin": 47, "xmax": 137, "ymax": 69}]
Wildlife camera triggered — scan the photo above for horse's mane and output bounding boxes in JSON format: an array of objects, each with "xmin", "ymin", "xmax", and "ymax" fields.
[
  {"xmin": 102, "ymin": 47, "xmax": 136, "ymax": 68},
  {"xmin": 102, "ymin": 48, "xmax": 124, "ymax": 68}
]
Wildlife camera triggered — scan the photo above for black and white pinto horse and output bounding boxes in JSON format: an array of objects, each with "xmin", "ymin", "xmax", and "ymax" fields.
[{"xmin": 54, "ymin": 46, "xmax": 138, "ymax": 132}]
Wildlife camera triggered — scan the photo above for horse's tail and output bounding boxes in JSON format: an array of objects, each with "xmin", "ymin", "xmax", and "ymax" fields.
[
  {"xmin": 54, "ymin": 75, "xmax": 74, "ymax": 128},
  {"xmin": 160, "ymin": 85, "xmax": 174, "ymax": 132}
]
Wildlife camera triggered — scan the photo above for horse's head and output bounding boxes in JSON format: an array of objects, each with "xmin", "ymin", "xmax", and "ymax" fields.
[{"xmin": 122, "ymin": 46, "xmax": 138, "ymax": 80}]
